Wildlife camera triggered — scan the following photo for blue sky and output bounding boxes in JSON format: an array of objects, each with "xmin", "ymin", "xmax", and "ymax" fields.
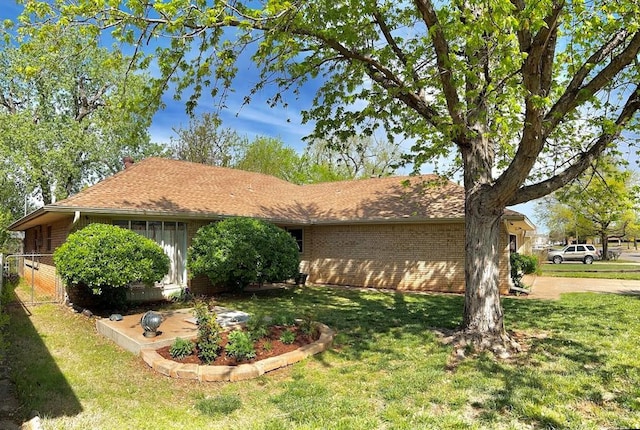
[{"xmin": 0, "ymin": 1, "xmax": 545, "ymax": 227}]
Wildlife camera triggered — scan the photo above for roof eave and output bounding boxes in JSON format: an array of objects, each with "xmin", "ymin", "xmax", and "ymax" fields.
[{"xmin": 8, "ymin": 207, "xmax": 48, "ymax": 231}]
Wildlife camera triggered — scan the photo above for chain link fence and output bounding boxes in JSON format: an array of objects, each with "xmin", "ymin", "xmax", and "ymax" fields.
[{"xmin": 1, "ymin": 253, "xmax": 65, "ymax": 306}]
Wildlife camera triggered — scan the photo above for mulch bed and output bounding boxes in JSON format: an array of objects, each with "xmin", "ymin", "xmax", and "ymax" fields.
[{"xmin": 156, "ymin": 325, "xmax": 316, "ymax": 366}]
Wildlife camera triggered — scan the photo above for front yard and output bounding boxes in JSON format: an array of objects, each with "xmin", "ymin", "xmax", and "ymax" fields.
[
  {"xmin": 5, "ymin": 285, "xmax": 640, "ymax": 429},
  {"xmin": 540, "ymin": 261, "xmax": 640, "ymax": 280}
]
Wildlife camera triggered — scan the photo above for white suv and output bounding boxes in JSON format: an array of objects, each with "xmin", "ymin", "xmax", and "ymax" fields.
[{"xmin": 547, "ymin": 244, "xmax": 600, "ymax": 264}]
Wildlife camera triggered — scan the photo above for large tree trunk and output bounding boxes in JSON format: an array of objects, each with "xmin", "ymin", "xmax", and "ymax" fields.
[
  {"xmin": 462, "ymin": 208, "xmax": 505, "ymax": 337},
  {"xmin": 457, "ymin": 139, "xmax": 517, "ymax": 356},
  {"xmin": 601, "ymin": 233, "xmax": 609, "ymax": 261}
]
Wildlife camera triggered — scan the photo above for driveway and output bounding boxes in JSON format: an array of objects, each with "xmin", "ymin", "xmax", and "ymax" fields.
[{"xmin": 520, "ymin": 275, "xmax": 640, "ymax": 300}]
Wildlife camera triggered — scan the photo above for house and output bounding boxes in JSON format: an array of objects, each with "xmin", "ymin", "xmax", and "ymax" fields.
[{"xmin": 8, "ymin": 157, "xmax": 535, "ymax": 300}]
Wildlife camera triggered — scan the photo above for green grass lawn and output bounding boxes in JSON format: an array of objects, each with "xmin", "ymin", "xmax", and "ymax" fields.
[
  {"xmin": 540, "ymin": 261, "xmax": 640, "ymax": 280},
  {"xmin": 5, "ymin": 285, "xmax": 640, "ymax": 429}
]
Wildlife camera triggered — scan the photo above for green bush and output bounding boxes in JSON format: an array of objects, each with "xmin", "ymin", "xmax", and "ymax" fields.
[
  {"xmin": 53, "ymin": 224, "xmax": 170, "ymax": 297},
  {"xmin": 169, "ymin": 337, "xmax": 195, "ymax": 360},
  {"xmin": 187, "ymin": 217, "xmax": 300, "ymax": 290},
  {"xmin": 510, "ymin": 252, "xmax": 539, "ymax": 289},
  {"xmin": 298, "ymin": 312, "xmax": 318, "ymax": 337},
  {"xmin": 193, "ymin": 300, "xmax": 222, "ymax": 364},
  {"xmin": 225, "ymin": 330, "xmax": 256, "ymax": 361},
  {"xmin": 279, "ymin": 329, "xmax": 296, "ymax": 345},
  {"xmin": 246, "ymin": 312, "xmax": 270, "ymax": 341}
]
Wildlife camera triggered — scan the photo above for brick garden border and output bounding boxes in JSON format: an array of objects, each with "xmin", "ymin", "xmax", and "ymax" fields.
[{"xmin": 140, "ymin": 323, "xmax": 335, "ymax": 382}]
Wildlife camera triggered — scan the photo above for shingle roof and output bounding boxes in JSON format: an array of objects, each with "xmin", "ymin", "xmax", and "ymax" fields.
[
  {"xmin": 57, "ymin": 157, "xmax": 304, "ymax": 221},
  {"xmin": 49, "ymin": 157, "xmax": 466, "ymax": 224}
]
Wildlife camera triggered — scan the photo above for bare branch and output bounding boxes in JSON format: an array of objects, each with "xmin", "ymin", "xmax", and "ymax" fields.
[
  {"xmin": 510, "ymin": 84, "xmax": 640, "ymax": 205},
  {"xmin": 489, "ymin": 1, "xmax": 564, "ymax": 204},
  {"xmin": 0, "ymin": 92, "xmax": 18, "ymax": 114},
  {"xmin": 544, "ymin": 30, "xmax": 640, "ymax": 137},
  {"xmin": 413, "ymin": 0, "xmax": 466, "ymax": 140},
  {"xmin": 75, "ymin": 78, "xmax": 110, "ymax": 122},
  {"xmin": 372, "ymin": 9, "xmax": 420, "ymax": 84}
]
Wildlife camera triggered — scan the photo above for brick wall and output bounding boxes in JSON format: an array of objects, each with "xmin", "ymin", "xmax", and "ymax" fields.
[
  {"xmin": 20, "ymin": 216, "xmax": 513, "ymax": 298},
  {"xmin": 304, "ymin": 222, "xmax": 512, "ymax": 294},
  {"xmin": 22, "ymin": 257, "xmax": 62, "ymax": 298},
  {"xmin": 22, "ymin": 218, "xmax": 72, "ymax": 298}
]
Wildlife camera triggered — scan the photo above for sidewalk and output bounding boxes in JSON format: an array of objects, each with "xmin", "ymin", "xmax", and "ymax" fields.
[{"xmin": 520, "ymin": 275, "xmax": 640, "ymax": 300}]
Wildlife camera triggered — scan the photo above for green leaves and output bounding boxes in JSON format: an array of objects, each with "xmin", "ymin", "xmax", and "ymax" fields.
[
  {"xmin": 53, "ymin": 223, "xmax": 170, "ymax": 290},
  {"xmin": 0, "ymin": 25, "xmax": 162, "ymax": 205},
  {"xmin": 188, "ymin": 217, "xmax": 300, "ymax": 290}
]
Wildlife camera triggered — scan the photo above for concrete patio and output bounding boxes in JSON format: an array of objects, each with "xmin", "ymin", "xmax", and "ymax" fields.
[{"xmin": 96, "ymin": 307, "xmax": 248, "ymax": 354}]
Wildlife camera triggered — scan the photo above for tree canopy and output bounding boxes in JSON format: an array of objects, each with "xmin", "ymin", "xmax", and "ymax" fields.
[
  {"xmin": 539, "ymin": 160, "xmax": 639, "ymax": 259},
  {"xmin": 170, "ymin": 112, "xmax": 245, "ymax": 166},
  {"xmin": 0, "ymin": 25, "xmax": 165, "ymax": 206},
  {"xmin": 18, "ymin": 0, "xmax": 640, "ymax": 350}
]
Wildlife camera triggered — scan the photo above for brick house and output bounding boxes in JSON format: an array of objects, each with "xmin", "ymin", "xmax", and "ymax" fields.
[{"xmin": 8, "ymin": 157, "xmax": 534, "ymax": 299}]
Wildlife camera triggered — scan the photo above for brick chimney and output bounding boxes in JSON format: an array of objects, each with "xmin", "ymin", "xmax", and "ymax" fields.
[{"xmin": 123, "ymin": 156, "xmax": 134, "ymax": 169}]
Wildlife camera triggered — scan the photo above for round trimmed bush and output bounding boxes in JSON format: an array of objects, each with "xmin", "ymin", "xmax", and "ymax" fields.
[
  {"xmin": 54, "ymin": 223, "xmax": 170, "ymax": 306},
  {"xmin": 188, "ymin": 217, "xmax": 300, "ymax": 290}
]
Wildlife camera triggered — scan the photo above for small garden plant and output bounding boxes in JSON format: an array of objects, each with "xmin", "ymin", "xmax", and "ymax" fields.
[
  {"xmin": 170, "ymin": 337, "xmax": 195, "ymax": 360},
  {"xmin": 161, "ymin": 308, "xmax": 319, "ymax": 364},
  {"xmin": 225, "ymin": 330, "xmax": 257, "ymax": 361},
  {"xmin": 193, "ymin": 300, "xmax": 223, "ymax": 364},
  {"xmin": 246, "ymin": 312, "xmax": 270, "ymax": 341},
  {"xmin": 279, "ymin": 329, "xmax": 296, "ymax": 345}
]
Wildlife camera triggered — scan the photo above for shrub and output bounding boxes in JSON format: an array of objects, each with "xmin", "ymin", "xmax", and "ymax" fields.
[
  {"xmin": 167, "ymin": 287, "xmax": 193, "ymax": 303},
  {"xmin": 298, "ymin": 312, "xmax": 318, "ymax": 337},
  {"xmin": 187, "ymin": 217, "xmax": 300, "ymax": 290},
  {"xmin": 225, "ymin": 330, "xmax": 256, "ymax": 361},
  {"xmin": 53, "ymin": 224, "xmax": 170, "ymax": 306},
  {"xmin": 273, "ymin": 313, "xmax": 295, "ymax": 326},
  {"xmin": 246, "ymin": 312, "xmax": 270, "ymax": 341},
  {"xmin": 193, "ymin": 300, "xmax": 222, "ymax": 364},
  {"xmin": 510, "ymin": 252, "xmax": 539, "ymax": 289},
  {"xmin": 279, "ymin": 329, "xmax": 296, "ymax": 345},
  {"xmin": 169, "ymin": 337, "xmax": 195, "ymax": 360}
]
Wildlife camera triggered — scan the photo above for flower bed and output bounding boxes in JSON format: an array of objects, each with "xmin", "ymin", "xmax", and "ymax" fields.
[{"xmin": 140, "ymin": 322, "xmax": 334, "ymax": 382}]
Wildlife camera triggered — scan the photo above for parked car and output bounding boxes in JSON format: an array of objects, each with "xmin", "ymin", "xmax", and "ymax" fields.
[{"xmin": 547, "ymin": 244, "xmax": 600, "ymax": 264}]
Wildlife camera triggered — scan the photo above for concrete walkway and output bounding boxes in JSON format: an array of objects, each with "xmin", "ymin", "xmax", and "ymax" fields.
[{"xmin": 520, "ymin": 275, "xmax": 640, "ymax": 300}]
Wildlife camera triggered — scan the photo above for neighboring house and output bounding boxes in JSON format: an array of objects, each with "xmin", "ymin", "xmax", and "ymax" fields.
[{"xmin": 8, "ymin": 157, "xmax": 535, "ymax": 300}]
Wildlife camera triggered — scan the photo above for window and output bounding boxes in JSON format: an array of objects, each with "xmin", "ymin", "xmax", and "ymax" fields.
[
  {"xmin": 113, "ymin": 220, "xmax": 130, "ymax": 229},
  {"xmin": 566, "ymin": 246, "xmax": 576, "ymax": 252},
  {"xmin": 577, "ymin": 245, "xmax": 586, "ymax": 252},
  {"xmin": 46, "ymin": 226, "xmax": 52, "ymax": 251},
  {"xmin": 287, "ymin": 228, "xmax": 303, "ymax": 252},
  {"xmin": 509, "ymin": 234, "xmax": 517, "ymax": 253},
  {"xmin": 113, "ymin": 220, "xmax": 187, "ymax": 285}
]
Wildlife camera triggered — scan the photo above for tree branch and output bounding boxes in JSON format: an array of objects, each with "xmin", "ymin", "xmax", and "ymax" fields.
[
  {"xmin": 75, "ymin": 78, "xmax": 110, "ymax": 122},
  {"xmin": 489, "ymin": 1, "xmax": 563, "ymax": 204},
  {"xmin": 413, "ymin": 0, "xmax": 466, "ymax": 141},
  {"xmin": 544, "ymin": 30, "xmax": 640, "ymax": 138},
  {"xmin": 510, "ymin": 84, "xmax": 640, "ymax": 205},
  {"xmin": 0, "ymin": 92, "xmax": 18, "ymax": 114},
  {"xmin": 372, "ymin": 9, "xmax": 420, "ymax": 85}
]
